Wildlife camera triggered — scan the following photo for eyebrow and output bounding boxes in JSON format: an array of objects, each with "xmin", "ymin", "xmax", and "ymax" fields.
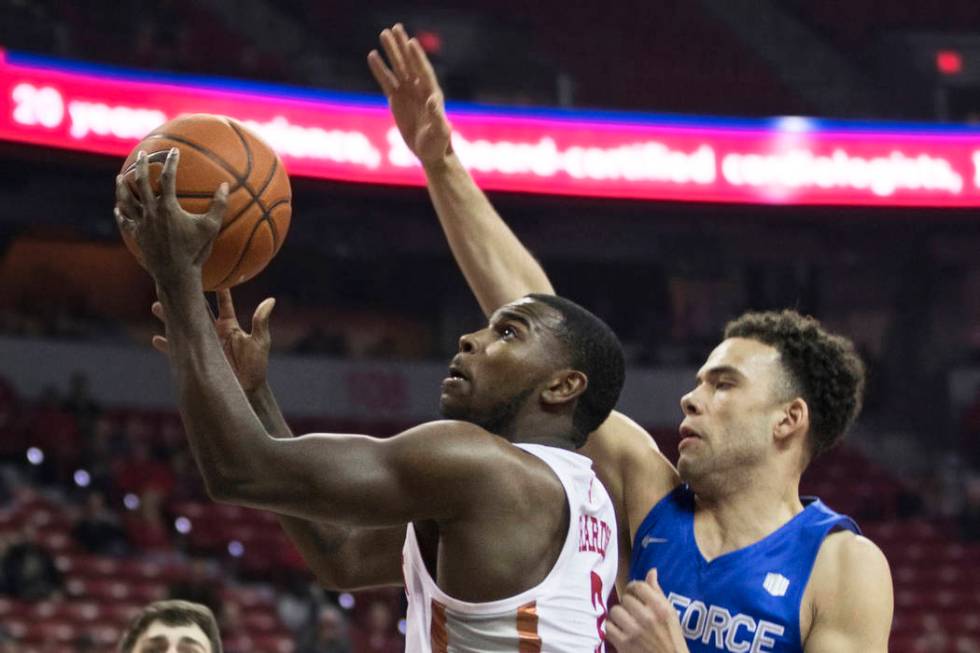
[
  {"xmin": 696, "ymin": 365, "xmax": 745, "ymax": 382},
  {"xmin": 491, "ymin": 310, "xmax": 534, "ymax": 329},
  {"xmin": 141, "ymin": 636, "xmax": 207, "ymax": 652}
]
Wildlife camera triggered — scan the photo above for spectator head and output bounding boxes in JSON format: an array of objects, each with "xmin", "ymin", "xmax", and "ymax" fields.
[
  {"xmin": 318, "ymin": 605, "xmax": 348, "ymax": 643},
  {"xmin": 118, "ymin": 600, "xmax": 221, "ymax": 653}
]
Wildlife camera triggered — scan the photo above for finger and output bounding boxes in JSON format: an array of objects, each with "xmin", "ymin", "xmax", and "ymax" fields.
[
  {"xmin": 134, "ymin": 150, "xmax": 154, "ymax": 206},
  {"xmin": 160, "ymin": 147, "xmax": 179, "ymax": 204},
  {"xmin": 646, "ymin": 568, "xmax": 662, "ymax": 592},
  {"xmin": 114, "ymin": 207, "xmax": 136, "ymax": 233},
  {"xmin": 151, "ymin": 335, "xmax": 169, "ymax": 354},
  {"xmin": 251, "ymin": 297, "xmax": 276, "ymax": 339},
  {"xmin": 367, "ymin": 50, "xmax": 398, "ymax": 96},
  {"xmin": 626, "ymin": 579, "xmax": 663, "ymax": 611},
  {"xmin": 407, "ymin": 38, "xmax": 439, "ymax": 93},
  {"xmin": 620, "ymin": 593, "xmax": 654, "ymax": 626},
  {"xmin": 204, "ymin": 182, "xmax": 229, "ymax": 228},
  {"xmin": 151, "ymin": 301, "xmax": 167, "ymax": 324},
  {"xmin": 426, "ymin": 95, "xmax": 452, "ymax": 138},
  {"xmin": 216, "ymin": 289, "xmax": 237, "ymax": 321},
  {"xmin": 380, "ymin": 28, "xmax": 409, "ymax": 81},
  {"xmin": 115, "ymin": 174, "xmax": 140, "ymax": 217},
  {"xmin": 392, "ymin": 24, "xmax": 414, "ymax": 74},
  {"xmin": 605, "ymin": 618, "xmax": 628, "ymax": 649},
  {"xmin": 608, "ymin": 603, "xmax": 641, "ymax": 636}
]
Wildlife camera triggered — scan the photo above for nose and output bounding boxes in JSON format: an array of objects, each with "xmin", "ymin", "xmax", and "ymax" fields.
[
  {"xmin": 458, "ymin": 331, "xmax": 478, "ymax": 354},
  {"xmin": 680, "ymin": 389, "xmax": 701, "ymax": 416}
]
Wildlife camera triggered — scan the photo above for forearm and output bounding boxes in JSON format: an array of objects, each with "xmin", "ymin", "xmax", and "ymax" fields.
[
  {"xmin": 244, "ymin": 381, "xmax": 362, "ymax": 585},
  {"xmin": 246, "ymin": 381, "xmax": 293, "ymax": 438},
  {"xmin": 157, "ymin": 277, "xmax": 272, "ymax": 497},
  {"xmin": 424, "ymin": 153, "xmax": 554, "ymax": 316}
]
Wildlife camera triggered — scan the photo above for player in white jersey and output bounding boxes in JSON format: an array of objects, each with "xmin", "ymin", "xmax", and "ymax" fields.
[
  {"xmin": 142, "ymin": 282, "xmax": 623, "ymax": 651},
  {"xmin": 403, "ymin": 443, "xmax": 617, "ymax": 651}
]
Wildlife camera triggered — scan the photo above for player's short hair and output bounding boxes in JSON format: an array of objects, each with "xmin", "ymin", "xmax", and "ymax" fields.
[
  {"xmin": 528, "ymin": 294, "xmax": 625, "ymax": 447},
  {"xmin": 118, "ymin": 600, "xmax": 222, "ymax": 653},
  {"xmin": 724, "ymin": 310, "xmax": 865, "ymax": 461}
]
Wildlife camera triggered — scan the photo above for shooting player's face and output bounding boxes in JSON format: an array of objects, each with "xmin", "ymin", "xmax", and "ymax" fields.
[
  {"xmin": 677, "ymin": 338, "xmax": 791, "ymax": 488},
  {"xmin": 440, "ymin": 298, "xmax": 566, "ymax": 434}
]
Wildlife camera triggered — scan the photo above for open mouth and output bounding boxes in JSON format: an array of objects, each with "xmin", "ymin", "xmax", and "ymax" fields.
[{"xmin": 447, "ymin": 365, "xmax": 468, "ymax": 381}]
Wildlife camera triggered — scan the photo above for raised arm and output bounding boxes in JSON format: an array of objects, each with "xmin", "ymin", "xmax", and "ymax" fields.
[
  {"xmin": 369, "ymin": 24, "xmax": 553, "ymax": 316},
  {"xmin": 368, "ymin": 25, "xmax": 680, "ymax": 591}
]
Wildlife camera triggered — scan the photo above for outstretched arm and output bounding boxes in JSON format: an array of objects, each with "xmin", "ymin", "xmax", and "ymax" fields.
[
  {"xmin": 369, "ymin": 24, "xmax": 553, "ymax": 316},
  {"xmin": 370, "ymin": 25, "xmax": 680, "ymax": 593}
]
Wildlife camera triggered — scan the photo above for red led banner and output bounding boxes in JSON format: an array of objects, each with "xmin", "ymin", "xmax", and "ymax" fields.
[{"xmin": 3, "ymin": 47, "xmax": 980, "ymax": 207}]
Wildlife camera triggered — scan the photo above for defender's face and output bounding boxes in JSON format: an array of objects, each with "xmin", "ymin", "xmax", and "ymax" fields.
[
  {"xmin": 133, "ymin": 621, "xmax": 212, "ymax": 653},
  {"xmin": 440, "ymin": 298, "xmax": 565, "ymax": 433},
  {"xmin": 677, "ymin": 338, "xmax": 789, "ymax": 485}
]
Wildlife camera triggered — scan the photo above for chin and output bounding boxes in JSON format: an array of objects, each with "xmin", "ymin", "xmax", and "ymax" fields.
[{"xmin": 439, "ymin": 397, "xmax": 471, "ymax": 422}]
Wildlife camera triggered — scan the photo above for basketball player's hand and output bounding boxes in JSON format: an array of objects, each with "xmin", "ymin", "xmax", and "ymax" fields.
[
  {"xmin": 368, "ymin": 23, "xmax": 452, "ymax": 167},
  {"xmin": 607, "ymin": 569, "xmax": 689, "ymax": 652},
  {"xmin": 115, "ymin": 148, "xmax": 228, "ymax": 287},
  {"xmin": 150, "ymin": 290, "xmax": 275, "ymax": 394}
]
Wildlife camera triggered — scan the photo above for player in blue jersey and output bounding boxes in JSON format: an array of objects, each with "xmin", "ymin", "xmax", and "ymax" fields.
[{"xmin": 369, "ymin": 24, "xmax": 894, "ymax": 652}]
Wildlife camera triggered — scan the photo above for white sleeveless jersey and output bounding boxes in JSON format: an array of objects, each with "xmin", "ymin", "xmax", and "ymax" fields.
[{"xmin": 402, "ymin": 443, "xmax": 618, "ymax": 653}]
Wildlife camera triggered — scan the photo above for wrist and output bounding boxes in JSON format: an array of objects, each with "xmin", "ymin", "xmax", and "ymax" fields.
[
  {"xmin": 422, "ymin": 150, "xmax": 458, "ymax": 175},
  {"xmin": 155, "ymin": 269, "xmax": 204, "ymax": 298},
  {"xmin": 245, "ymin": 379, "xmax": 273, "ymax": 401}
]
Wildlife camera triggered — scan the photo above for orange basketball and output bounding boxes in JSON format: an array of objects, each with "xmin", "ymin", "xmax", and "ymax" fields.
[{"xmin": 118, "ymin": 114, "xmax": 291, "ymax": 290}]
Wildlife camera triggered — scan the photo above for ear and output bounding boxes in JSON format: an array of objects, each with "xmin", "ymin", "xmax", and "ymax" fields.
[
  {"xmin": 774, "ymin": 397, "xmax": 809, "ymax": 443},
  {"xmin": 541, "ymin": 369, "xmax": 588, "ymax": 407}
]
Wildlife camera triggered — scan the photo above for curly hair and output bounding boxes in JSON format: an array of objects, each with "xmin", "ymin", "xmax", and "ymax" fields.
[{"xmin": 724, "ymin": 310, "xmax": 865, "ymax": 460}]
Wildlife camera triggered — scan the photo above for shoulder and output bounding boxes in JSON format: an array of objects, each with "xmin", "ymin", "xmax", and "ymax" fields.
[
  {"xmin": 579, "ymin": 412, "xmax": 680, "ymax": 541},
  {"xmin": 387, "ymin": 420, "xmax": 563, "ymax": 499},
  {"xmin": 803, "ymin": 530, "xmax": 893, "ymax": 651}
]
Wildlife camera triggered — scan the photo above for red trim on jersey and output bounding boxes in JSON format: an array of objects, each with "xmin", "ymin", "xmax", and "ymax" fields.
[
  {"xmin": 517, "ymin": 601, "xmax": 542, "ymax": 653},
  {"xmin": 431, "ymin": 599, "xmax": 448, "ymax": 653}
]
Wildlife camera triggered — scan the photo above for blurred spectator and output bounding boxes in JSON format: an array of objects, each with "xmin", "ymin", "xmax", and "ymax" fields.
[
  {"xmin": 71, "ymin": 490, "xmax": 129, "ymax": 555},
  {"xmin": 62, "ymin": 371, "xmax": 101, "ymax": 438},
  {"xmin": 124, "ymin": 489, "xmax": 172, "ymax": 556},
  {"xmin": 277, "ymin": 574, "xmax": 318, "ymax": 634},
  {"xmin": 916, "ymin": 614, "xmax": 949, "ymax": 652},
  {"xmin": 25, "ymin": 385, "xmax": 80, "ymax": 482},
  {"xmin": 118, "ymin": 599, "xmax": 222, "ymax": 653},
  {"xmin": 351, "ymin": 600, "xmax": 401, "ymax": 653},
  {"xmin": 116, "ymin": 440, "xmax": 176, "ymax": 498},
  {"xmin": 959, "ymin": 473, "xmax": 980, "ymax": 541},
  {"xmin": 0, "ymin": 377, "xmax": 22, "ymax": 462},
  {"xmin": 0, "ymin": 526, "xmax": 63, "ymax": 600},
  {"xmin": 298, "ymin": 605, "xmax": 352, "ymax": 653}
]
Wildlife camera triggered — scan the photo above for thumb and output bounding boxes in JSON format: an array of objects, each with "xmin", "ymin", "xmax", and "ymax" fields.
[
  {"xmin": 646, "ymin": 568, "xmax": 660, "ymax": 591},
  {"xmin": 426, "ymin": 95, "xmax": 451, "ymax": 132},
  {"xmin": 151, "ymin": 335, "xmax": 169, "ymax": 354},
  {"xmin": 251, "ymin": 298, "xmax": 276, "ymax": 338}
]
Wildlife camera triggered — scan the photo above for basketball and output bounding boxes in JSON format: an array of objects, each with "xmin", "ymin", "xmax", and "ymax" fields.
[{"xmin": 118, "ymin": 114, "xmax": 292, "ymax": 290}]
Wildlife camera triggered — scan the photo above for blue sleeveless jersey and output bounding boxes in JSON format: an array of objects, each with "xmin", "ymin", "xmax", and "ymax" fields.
[{"xmin": 629, "ymin": 485, "xmax": 859, "ymax": 653}]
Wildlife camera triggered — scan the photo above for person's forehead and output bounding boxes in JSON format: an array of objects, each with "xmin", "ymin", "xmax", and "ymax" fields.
[
  {"xmin": 699, "ymin": 337, "xmax": 781, "ymax": 377},
  {"xmin": 492, "ymin": 297, "xmax": 562, "ymax": 326},
  {"xmin": 136, "ymin": 622, "xmax": 210, "ymax": 652}
]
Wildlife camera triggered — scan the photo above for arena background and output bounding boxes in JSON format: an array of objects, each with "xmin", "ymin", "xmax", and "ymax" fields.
[{"xmin": 0, "ymin": 1, "xmax": 979, "ymax": 651}]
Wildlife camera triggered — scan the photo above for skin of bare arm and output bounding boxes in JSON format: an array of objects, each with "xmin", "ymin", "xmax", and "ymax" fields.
[
  {"xmin": 117, "ymin": 149, "xmax": 533, "ymax": 587},
  {"xmin": 151, "ymin": 293, "xmax": 403, "ymax": 589},
  {"xmin": 368, "ymin": 23, "xmax": 680, "ymax": 591}
]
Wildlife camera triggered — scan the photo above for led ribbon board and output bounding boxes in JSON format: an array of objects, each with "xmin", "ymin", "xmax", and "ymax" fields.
[{"xmin": 3, "ymin": 47, "xmax": 980, "ymax": 207}]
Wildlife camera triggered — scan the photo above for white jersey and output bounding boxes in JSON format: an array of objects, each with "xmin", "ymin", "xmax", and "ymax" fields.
[{"xmin": 403, "ymin": 443, "xmax": 618, "ymax": 652}]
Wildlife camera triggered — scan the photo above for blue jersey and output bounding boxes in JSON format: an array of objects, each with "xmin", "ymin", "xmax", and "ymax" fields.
[{"xmin": 629, "ymin": 485, "xmax": 859, "ymax": 653}]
